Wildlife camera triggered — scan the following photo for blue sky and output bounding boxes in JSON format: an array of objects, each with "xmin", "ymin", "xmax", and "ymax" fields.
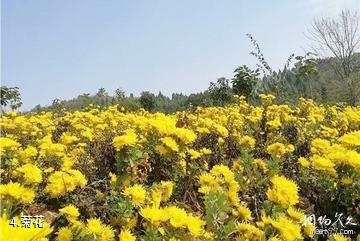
[{"xmin": 2, "ymin": 0, "xmax": 359, "ymax": 110}]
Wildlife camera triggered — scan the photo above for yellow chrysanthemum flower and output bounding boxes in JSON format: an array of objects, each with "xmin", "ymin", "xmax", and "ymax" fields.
[
  {"xmin": 113, "ymin": 129, "xmax": 137, "ymax": 150},
  {"xmin": 15, "ymin": 163, "xmax": 42, "ymax": 184},
  {"xmin": 59, "ymin": 204, "xmax": 80, "ymax": 222},
  {"xmin": 124, "ymin": 184, "xmax": 146, "ymax": 206},
  {"xmin": 266, "ymin": 175, "xmax": 299, "ymax": 208},
  {"xmin": 119, "ymin": 229, "xmax": 136, "ymax": 241}
]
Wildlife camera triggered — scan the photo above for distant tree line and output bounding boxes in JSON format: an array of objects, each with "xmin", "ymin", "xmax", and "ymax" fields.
[{"xmin": 1, "ymin": 9, "xmax": 359, "ymax": 113}]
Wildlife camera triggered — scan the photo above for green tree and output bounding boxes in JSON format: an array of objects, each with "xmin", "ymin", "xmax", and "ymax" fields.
[
  {"xmin": 78, "ymin": 93, "xmax": 92, "ymax": 107},
  {"xmin": 0, "ymin": 86, "xmax": 22, "ymax": 110},
  {"xmin": 232, "ymin": 65, "xmax": 260, "ymax": 100},
  {"xmin": 96, "ymin": 88, "xmax": 107, "ymax": 97},
  {"xmin": 96, "ymin": 88, "xmax": 110, "ymax": 107},
  {"xmin": 115, "ymin": 88, "xmax": 126, "ymax": 100},
  {"xmin": 139, "ymin": 91, "xmax": 156, "ymax": 111},
  {"xmin": 293, "ymin": 53, "xmax": 318, "ymax": 99},
  {"xmin": 208, "ymin": 77, "xmax": 233, "ymax": 105}
]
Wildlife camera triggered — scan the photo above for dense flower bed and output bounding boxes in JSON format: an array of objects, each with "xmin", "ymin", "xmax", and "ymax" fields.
[{"xmin": 1, "ymin": 95, "xmax": 359, "ymax": 241}]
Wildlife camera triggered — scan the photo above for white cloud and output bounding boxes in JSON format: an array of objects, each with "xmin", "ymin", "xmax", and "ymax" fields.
[{"xmin": 299, "ymin": 0, "xmax": 360, "ymax": 16}]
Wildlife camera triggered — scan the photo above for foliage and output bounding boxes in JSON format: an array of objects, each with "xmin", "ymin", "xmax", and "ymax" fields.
[
  {"xmin": 0, "ymin": 86, "xmax": 22, "ymax": 110},
  {"xmin": 207, "ymin": 77, "xmax": 233, "ymax": 106},
  {"xmin": 232, "ymin": 65, "xmax": 260, "ymax": 101},
  {"xmin": 139, "ymin": 91, "xmax": 156, "ymax": 111}
]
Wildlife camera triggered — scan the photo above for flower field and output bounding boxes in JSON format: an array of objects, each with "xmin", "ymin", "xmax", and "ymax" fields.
[{"xmin": 1, "ymin": 95, "xmax": 360, "ymax": 241}]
